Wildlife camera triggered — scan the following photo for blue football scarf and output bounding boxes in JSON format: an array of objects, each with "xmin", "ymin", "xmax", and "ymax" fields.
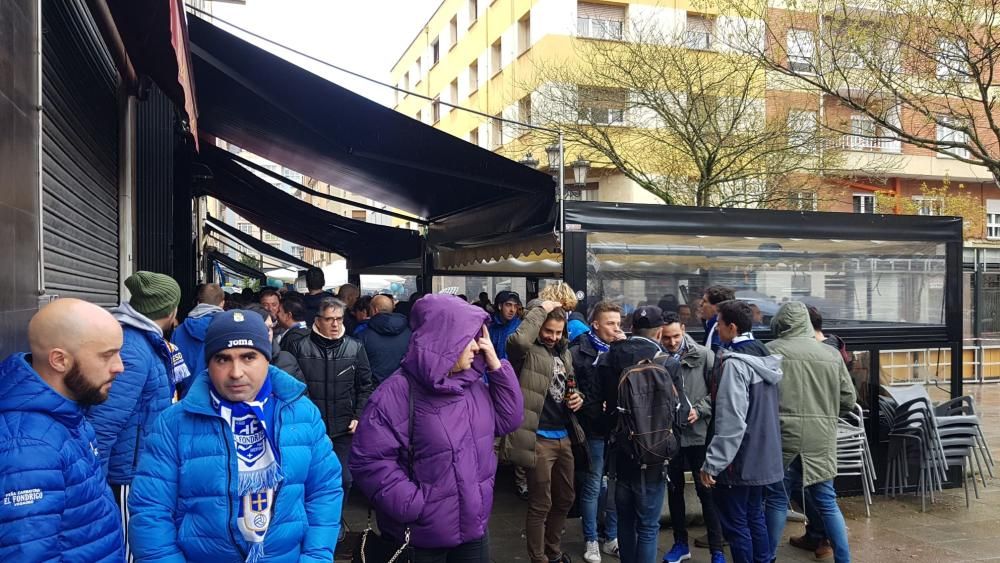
[{"xmin": 211, "ymin": 378, "xmax": 283, "ymax": 563}]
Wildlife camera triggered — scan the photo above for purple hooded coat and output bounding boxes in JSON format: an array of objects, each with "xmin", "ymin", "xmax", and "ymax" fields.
[{"xmin": 349, "ymin": 294, "xmax": 524, "ymax": 549}]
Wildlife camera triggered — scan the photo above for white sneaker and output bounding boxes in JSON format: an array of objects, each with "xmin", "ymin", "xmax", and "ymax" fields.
[
  {"xmin": 584, "ymin": 540, "xmax": 602, "ymax": 563},
  {"xmin": 601, "ymin": 538, "xmax": 619, "ymax": 558}
]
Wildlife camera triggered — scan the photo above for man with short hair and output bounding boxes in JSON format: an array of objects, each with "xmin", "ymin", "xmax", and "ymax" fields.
[
  {"xmin": 128, "ymin": 309, "xmax": 343, "ymax": 561},
  {"xmin": 490, "ymin": 290, "xmax": 523, "ymax": 360},
  {"xmin": 506, "ymin": 301, "xmax": 581, "ymax": 563},
  {"xmin": 474, "ymin": 291, "xmax": 496, "ymax": 313},
  {"xmin": 301, "ymin": 267, "xmax": 334, "ymax": 327},
  {"xmin": 350, "ymin": 295, "xmax": 373, "ymax": 337},
  {"xmin": 277, "ymin": 297, "xmax": 310, "ymax": 351},
  {"xmin": 763, "ymin": 303, "xmax": 855, "ymax": 563},
  {"xmin": 284, "ymin": 297, "xmax": 372, "ymax": 529},
  {"xmin": 701, "ymin": 286, "xmax": 736, "ymax": 352},
  {"xmin": 337, "ymin": 283, "xmax": 361, "ymax": 335},
  {"xmin": 259, "ymin": 288, "xmax": 280, "ymax": 318},
  {"xmin": 0, "ymin": 299, "xmax": 126, "ymax": 561},
  {"xmin": 659, "ymin": 312, "xmax": 725, "ymax": 563},
  {"xmin": 172, "ymin": 282, "xmax": 226, "ymax": 394},
  {"xmin": 700, "ymin": 300, "xmax": 783, "ymax": 563},
  {"xmin": 86, "ymin": 271, "xmax": 186, "ymax": 556},
  {"xmin": 570, "ymin": 301, "xmax": 625, "ymax": 562},
  {"xmin": 599, "ymin": 306, "xmax": 682, "ymax": 563},
  {"xmin": 359, "ymin": 294, "xmax": 411, "ymax": 385}
]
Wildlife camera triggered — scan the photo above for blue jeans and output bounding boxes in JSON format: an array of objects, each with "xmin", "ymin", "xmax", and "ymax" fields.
[
  {"xmin": 615, "ymin": 472, "xmax": 665, "ymax": 563},
  {"xmin": 763, "ymin": 458, "xmax": 851, "ymax": 563},
  {"xmin": 580, "ymin": 438, "xmax": 617, "ymax": 542},
  {"xmin": 712, "ymin": 484, "xmax": 771, "ymax": 563}
]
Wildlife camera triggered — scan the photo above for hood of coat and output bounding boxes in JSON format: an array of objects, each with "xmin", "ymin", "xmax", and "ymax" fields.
[
  {"xmin": 0, "ymin": 353, "xmax": 83, "ymax": 428},
  {"xmin": 176, "ymin": 312, "xmax": 217, "ymax": 343},
  {"xmin": 718, "ymin": 349, "xmax": 784, "ymax": 385},
  {"xmin": 401, "ymin": 294, "xmax": 489, "ymax": 395},
  {"xmin": 188, "ymin": 303, "xmax": 224, "ymax": 319},
  {"xmin": 770, "ymin": 301, "xmax": 814, "ymax": 339},
  {"xmin": 112, "ymin": 302, "xmax": 163, "ymax": 336},
  {"xmin": 680, "ymin": 333, "xmax": 707, "ymax": 366},
  {"xmin": 367, "ymin": 312, "xmax": 410, "ymax": 336}
]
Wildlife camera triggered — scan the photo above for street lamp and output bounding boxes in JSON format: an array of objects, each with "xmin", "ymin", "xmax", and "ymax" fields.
[
  {"xmin": 571, "ymin": 156, "xmax": 591, "ymax": 188},
  {"xmin": 545, "ymin": 144, "xmax": 562, "ymax": 174},
  {"xmin": 519, "ymin": 152, "xmax": 539, "ymax": 168}
]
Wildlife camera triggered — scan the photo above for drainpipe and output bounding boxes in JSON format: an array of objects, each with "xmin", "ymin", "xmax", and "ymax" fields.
[
  {"xmin": 35, "ymin": 0, "xmax": 45, "ymax": 301},
  {"xmin": 118, "ymin": 90, "xmax": 137, "ymax": 297},
  {"xmin": 86, "ymin": 0, "xmax": 138, "ymax": 91}
]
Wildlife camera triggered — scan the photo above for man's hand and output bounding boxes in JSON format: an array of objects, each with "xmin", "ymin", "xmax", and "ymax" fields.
[
  {"xmin": 700, "ymin": 470, "xmax": 716, "ymax": 488},
  {"xmin": 687, "ymin": 408, "xmax": 698, "ymax": 424},
  {"xmin": 540, "ymin": 300, "xmax": 562, "ymax": 313},
  {"xmin": 478, "ymin": 325, "xmax": 502, "ymax": 371},
  {"xmin": 348, "ymin": 419, "xmax": 358, "ymax": 433},
  {"xmin": 612, "ymin": 328, "xmax": 627, "ymax": 342},
  {"xmin": 566, "ymin": 393, "xmax": 584, "ymax": 412}
]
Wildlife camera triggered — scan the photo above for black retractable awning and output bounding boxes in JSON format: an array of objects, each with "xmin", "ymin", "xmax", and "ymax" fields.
[
  {"xmin": 207, "ymin": 250, "xmax": 266, "ymax": 281},
  {"xmin": 204, "ymin": 213, "xmax": 311, "ymax": 270},
  {"xmin": 187, "ymin": 15, "xmax": 555, "ymax": 253},
  {"xmin": 194, "ymin": 145, "xmax": 423, "ymax": 270}
]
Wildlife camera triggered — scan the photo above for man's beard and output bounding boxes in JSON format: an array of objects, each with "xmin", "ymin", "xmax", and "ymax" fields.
[{"xmin": 65, "ymin": 364, "xmax": 111, "ymax": 405}]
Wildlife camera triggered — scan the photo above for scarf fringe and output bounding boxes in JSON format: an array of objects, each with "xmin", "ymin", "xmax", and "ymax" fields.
[
  {"xmin": 237, "ymin": 463, "xmax": 285, "ymax": 497},
  {"xmin": 246, "ymin": 543, "xmax": 265, "ymax": 563}
]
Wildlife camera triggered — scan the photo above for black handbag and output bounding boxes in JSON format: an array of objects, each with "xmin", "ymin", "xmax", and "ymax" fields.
[{"xmin": 353, "ymin": 383, "xmax": 416, "ymax": 563}]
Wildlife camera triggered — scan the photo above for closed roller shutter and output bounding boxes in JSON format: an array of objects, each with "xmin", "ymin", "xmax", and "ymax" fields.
[{"xmin": 41, "ymin": 0, "xmax": 120, "ymax": 306}]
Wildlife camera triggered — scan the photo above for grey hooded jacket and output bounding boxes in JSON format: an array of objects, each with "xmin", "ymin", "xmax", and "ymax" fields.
[
  {"xmin": 702, "ymin": 349, "xmax": 784, "ymax": 486},
  {"xmin": 677, "ymin": 333, "xmax": 715, "ymax": 448}
]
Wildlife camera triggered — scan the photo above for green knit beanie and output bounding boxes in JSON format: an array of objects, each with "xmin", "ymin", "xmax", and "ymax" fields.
[{"xmin": 125, "ymin": 271, "xmax": 181, "ymax": 320}]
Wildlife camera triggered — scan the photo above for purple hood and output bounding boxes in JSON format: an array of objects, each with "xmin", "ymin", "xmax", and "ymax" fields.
[{"xmin": 350, "ymin": 293, "xmax": 524, "ymax": 549}]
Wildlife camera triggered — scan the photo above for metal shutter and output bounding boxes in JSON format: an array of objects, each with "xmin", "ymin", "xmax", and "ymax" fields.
[
  {"xmin": 578, "ymin": 2, "xmax": 626, "ymax": 21},
  {"xmin": 41, "ymin": 0, "xmax": 120, "ymax": 306}
]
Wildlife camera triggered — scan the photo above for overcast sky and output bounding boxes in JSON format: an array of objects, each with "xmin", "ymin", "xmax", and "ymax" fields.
[{"xmin": 204, "ymin": 0, "xmax": 441, "ymax": 106}]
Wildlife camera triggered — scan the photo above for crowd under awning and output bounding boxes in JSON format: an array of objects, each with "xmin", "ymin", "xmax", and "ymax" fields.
[{"xmin": 187, "ymin": 14, "xmax": 556, "ymax": 268}]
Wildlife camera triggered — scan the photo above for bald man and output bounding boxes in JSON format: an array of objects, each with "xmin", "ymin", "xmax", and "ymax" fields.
[
  {"xmin": 359, "ymin": 294, "xmax": 412, "ymax": 385},
  {"xmin": 0, "ymin": 299, "xmax": 126, "ymax": 561}
]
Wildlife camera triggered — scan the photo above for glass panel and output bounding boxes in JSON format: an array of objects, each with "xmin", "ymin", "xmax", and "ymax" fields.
[
  {"xmin": 360, "ymin": 275, "xmax": 417, "ymax": 301},
  {"xmin": 586, "ymin": 232, "xmax": 947, "ymax": 330},
  {"xmin": 432, "ymin": 276, "xmax": 528, "ymax": 303}
]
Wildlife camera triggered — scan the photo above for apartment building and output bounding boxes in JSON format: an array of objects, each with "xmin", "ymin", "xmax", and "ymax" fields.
[{"xmin": 391, "ymin": 0, "xmax": 1000, "ymax": 241}]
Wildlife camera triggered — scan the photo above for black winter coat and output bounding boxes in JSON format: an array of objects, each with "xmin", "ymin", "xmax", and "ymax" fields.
[
  {"xmin": 359, "ymin": 313, "xmax": 411, "ymax": 385},
  {"xmin": 569, "ymin": 335, "xmax": 608, "ymax": 439},
  {"xmin": 285, "ymin": 330, "xmax": 374, "ymax": 438}
]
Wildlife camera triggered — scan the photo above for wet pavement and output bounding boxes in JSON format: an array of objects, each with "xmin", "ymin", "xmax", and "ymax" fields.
[{"xmin": 342, "ymin": 383, "xmax": 1000, "ymax": 562}]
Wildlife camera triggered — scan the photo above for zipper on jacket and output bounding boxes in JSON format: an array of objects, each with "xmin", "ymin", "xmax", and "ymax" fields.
[
  {"xmin": 268, "ymin": 389, "xmax": 306, "ymax": 523},
  {"xmin": 131, "ymin": 424, "xmax": 143, "ymax": 470},
  {"xmin": 218, "ymin": 419, "xmax": 248, "ymax": 559}
]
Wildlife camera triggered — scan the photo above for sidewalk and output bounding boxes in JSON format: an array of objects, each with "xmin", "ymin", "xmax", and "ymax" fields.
[{"xmin": 341, "ymin": 383, "xmax": 1000, "ymax": 562}]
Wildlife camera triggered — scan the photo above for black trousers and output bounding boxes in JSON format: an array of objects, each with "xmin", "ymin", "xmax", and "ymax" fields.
[
  {"xmin": 412, "ymin": 535, "xmax": 490, "ymax": 563},
  {"xmin": 667, "ymin": 445, "xmax": 725, "ymax": 552}
]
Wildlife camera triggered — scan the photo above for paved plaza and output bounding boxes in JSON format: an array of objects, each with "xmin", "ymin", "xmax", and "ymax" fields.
[{"xmin": 342, "ymin": 383, "xmax": 1000, "ymax": 562}]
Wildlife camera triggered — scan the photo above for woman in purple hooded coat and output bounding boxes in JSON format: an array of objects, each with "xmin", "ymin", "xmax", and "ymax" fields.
[{"xmin": 350, "ymin": 294, "xmax": 525, "ymax": 560}]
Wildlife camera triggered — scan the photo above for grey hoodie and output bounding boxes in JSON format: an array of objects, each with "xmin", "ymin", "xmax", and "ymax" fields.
[
  {"xmin": 186, "ymin": 303, "xmax": 224, "ymax": 319},
  {"xmin": 702, "ymin": 348, "xmax": 784, "ymax": 486},
  {"xmin": 112, "ymin": 302, "xmax": 163, "ymax": 336}
]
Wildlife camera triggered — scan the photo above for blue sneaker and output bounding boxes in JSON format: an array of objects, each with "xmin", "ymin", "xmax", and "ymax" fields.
[
  {"xmin": 711, "ymin": 551, "xmax": 727, "ymax": 563},
  {"xmin": 663, "ymin": 542, "xmax": 691, "ymax": 563}
]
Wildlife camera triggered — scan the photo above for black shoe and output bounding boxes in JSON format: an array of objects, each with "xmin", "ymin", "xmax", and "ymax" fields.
[
  {"xmin": 549, "ymin": 554, "xmax": 572, "ymax": 563},
  {"xmin": 694, "ymin": 533, "xmax": 728, "ymax": 548}
]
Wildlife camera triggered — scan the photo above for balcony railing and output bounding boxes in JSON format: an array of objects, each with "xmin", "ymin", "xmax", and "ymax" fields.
[{"xmin": 842, "ymin": 135, "xmax": 901, "ymax": 153}]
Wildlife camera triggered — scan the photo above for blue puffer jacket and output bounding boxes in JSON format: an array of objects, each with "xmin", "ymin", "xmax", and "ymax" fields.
[
  {"xmin": 0, "ymin": 353, "xmax": 125, "ymax": 562},
  {"xmin": 86, "ymin": 305, "xmax": 174, "ymax": 485},
  {"xmin": 489, "ymin": 315, "xmax": 522, "ymax": 360},
  {"xmin": 171, "ymin": 303, "xmax": 223, "ymax": 396},
  {"xmin": 128, "ymin": 366, "xmax": 343, "ymax": 563}
]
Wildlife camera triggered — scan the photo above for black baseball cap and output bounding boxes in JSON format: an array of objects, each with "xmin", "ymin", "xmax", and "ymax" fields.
[
  {"xmin": 631, "ymin": 306, "xmax": 665, "ymax": 330},
  {"xmin": 494, "ymin": 290, "xmax": 522, "ymax": 308}
]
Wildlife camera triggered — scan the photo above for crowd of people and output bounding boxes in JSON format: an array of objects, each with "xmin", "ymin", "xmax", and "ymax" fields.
[{"xmin": 0, "ymin": 267, "xmax": 857, "ymax": 563}]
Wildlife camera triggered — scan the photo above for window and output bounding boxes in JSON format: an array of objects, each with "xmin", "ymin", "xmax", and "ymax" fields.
[
  {"xmin": 491, "ymin": 38, "xmax": 502, "ymax": 75},
  {"xmin": 786, "ymin": 29, "xmax": 815, "ymax": 73},
  {"xmin": 577, "ymin": 2, "xmax": 625, "ymax": 40},
  {"xmin": 937, "ymin": 38, "xmax": 970, "ymax": 80},
  {"xmin": 351, "ymin": 210, "xmax": 367, "ymax": 221},
  {"xmin": 450, "ymin": 79, "xmax": 459, "ymax": 105},
  {"xmin": 431, "ymin": 38, "xmax": 440, "ymax": 66},
  {"xmin": 293, "ymin": 246, "xmax": 304, "ymax": 260},
  {"xmin": 826, "ymin": 21, "xmax": 863, "ymax": 69},
  {"xmin": 491, "ymin": 113, "xmax": 502, "ymax": 148},
  {"xmin": 518, "ymin": 14, "xmax": 531, "ymax": 55},
  {"xmin": 787, "ymin": 110, "xmax": 817, "ymax": 152},
  {"xmin": 237, "ymin": 222, "xmax": 253, "ymax": 235},
  {"xmin": 848, "ymin": 114, "xmax": 877, "ymax": 150},
  {"xmin": 469, "ymin": 60, "xmax": 479, "ymax": 93},
  {"xmin": 414, "ymin": 57, "xmax": 422, "ymax": 82},
  {"xmin": 416, "ymin": 109, "xmax": 424, "ymax": 123},
  {"xmin": 468, "ymin": 0, "xmax": 478, "ymax": 27},
  {"xmin": 469, "ymin": 127, "xmax": 480, "ymax": 146},
  {"xmin": 518, "ymin": 95, "xmax": 532, "ymax": 125},
  {"xmin": 685, "ymin": 14, "xmax": 714, "ymax": 50},
  {"xmin": 853, "ymin": 194, "xmax": 876, "ymax": 214},
  {"xmin": 936, "ymin": 117, "xmax": 969, "ymax": 158},
  {"xmin": 913, "ymin": 196, "xmax": 943, "ymax": 216},
  {"xmin": 578, "ymin": 86, "xmax": 627, "ymax": 124},
  {"xmin": 449, "ymin": 16, "xmax": 459, "ymax": 48},
  {"xmin": 402, "ymin": 71, "xmax": 409, "ymax": 91},
  {"xmin": 989, "ymin": 210, "xmax": 1000, "ymax": 239},
  {"xmin": 263, "ymin": 231, "xmax": 278, "ymax": 243},
  {"xmin": 789, "ymin": 191, "xmax": 818, "ymax": 211},
  {"xmin": 432, "ymin": 97, "xmax": 441, "ymax": 123}
]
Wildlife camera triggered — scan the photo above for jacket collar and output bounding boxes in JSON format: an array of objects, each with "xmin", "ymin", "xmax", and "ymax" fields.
[
  {"xmin": 0, "ymin": 353, "xmax": 84, "ymax": 428},
  {"xmin": 679, "ymin": 333, "xmax": 706, "ymax": 367},
  {"xmin": 181, "ymin": 365, "xmax": 306, "ymax": 416}
]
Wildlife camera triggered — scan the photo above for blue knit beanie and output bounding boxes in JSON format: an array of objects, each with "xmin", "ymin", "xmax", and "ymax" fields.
[{"xmin": 203, "ymin": 309, "xmax": 272, "ymax": 363}]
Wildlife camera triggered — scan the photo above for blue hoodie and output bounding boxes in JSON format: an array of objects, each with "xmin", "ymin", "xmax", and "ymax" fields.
[
  {"xmin": 489, "ymin": 314, "xmax": 522, "ymax": 360},
  {"xmin": 171, "ymin": 303, "xmax": 224, "ymax": 390},
  {"xmin": 0, "ymin": 354, "xmax": 125, "ymax": 561}
]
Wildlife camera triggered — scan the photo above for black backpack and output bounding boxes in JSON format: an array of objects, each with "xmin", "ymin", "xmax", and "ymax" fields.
[{"xmin": 615, "ymin": 353, "xmax": 681, "ymax": 468}]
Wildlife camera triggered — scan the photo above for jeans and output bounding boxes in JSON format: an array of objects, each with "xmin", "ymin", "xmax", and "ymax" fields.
[
  {"xmin": 712, "ymin": 484, "xmax": 771, "ymax": 563},
  {"xmin": 615, "ymin": 471, "xmax": 666, "ymax": 563},
  {"xmin": 763, "ymin": 458, "xmax": 851, "ymax": 563},
  {"xmin": 667, "ymin": 445, "xmax": 724, "ymax": 552},
  {"xmin": 526, "ymin": 437, "xmax": 575, "ymax": 563},
  {"xmin": 580, "ymin": 438, "xmax": 618, "ymax": 542},
  {"xmin": 412, "ymin": 535, "xmax": 490, "ymax": 562}
]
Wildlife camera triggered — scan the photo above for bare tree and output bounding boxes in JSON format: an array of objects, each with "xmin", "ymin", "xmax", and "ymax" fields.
[
  {"xmin": 511, "ymin": 18, "xmax": 892, "ymax": 206},
  {"xmin": 714, "ymin": 0, "xmax": 1000, "ymax": 185}
]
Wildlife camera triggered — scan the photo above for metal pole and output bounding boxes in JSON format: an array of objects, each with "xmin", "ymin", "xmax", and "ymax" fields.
[
  {"xmin": 35, "ymin": 0, "xmax": 45, "ymax": 299},
  {"xmin": 558, "ymin": 131, "xmax": 565, "ymax": 247}
]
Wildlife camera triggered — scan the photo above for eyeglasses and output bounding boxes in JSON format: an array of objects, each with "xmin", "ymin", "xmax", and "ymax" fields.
[{"xmin": 317, "ymin": 315, "xmax": 344, "ymax": 324}]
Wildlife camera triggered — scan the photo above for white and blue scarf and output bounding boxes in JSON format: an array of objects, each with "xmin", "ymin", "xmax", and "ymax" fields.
[
  {"xmin": 211, "ymin": 379, "xmax": 284, "ymax": 563},
  {"xmin": 586, "ymin": 332, "xmax": 610, "ymax": 366}
]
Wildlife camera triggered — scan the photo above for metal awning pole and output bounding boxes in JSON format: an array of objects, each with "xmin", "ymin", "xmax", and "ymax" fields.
[{"xmin": 558, "ymin": 131, "xmax": 565, "ymax": 248}]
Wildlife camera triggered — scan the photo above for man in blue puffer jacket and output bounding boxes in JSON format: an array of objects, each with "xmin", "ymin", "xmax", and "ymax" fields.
[
  {"xmin": 0, "ymin": 299, "xmax": 127, "ymax": 561},
  {"xmin": 489, "ymin": 290, "xmax": 523, "ymax": 360},
  {"xmin": 172, "ymin": 282, "xmax": 226, "ymax": 397},
  {"xmin": 86, "ymin": 271, "xmax": 185, "ymax": 558},
  {"xmin": 128, "ymin": 309, "xmax": 343, "ymax": 562}
]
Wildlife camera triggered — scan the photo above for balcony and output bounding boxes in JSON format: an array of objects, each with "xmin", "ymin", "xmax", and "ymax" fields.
[{"xmin": 841, "ymin": 135, "xmax": 901, "ymax": 153}]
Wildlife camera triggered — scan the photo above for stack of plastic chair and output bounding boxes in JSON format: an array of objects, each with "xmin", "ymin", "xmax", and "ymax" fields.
[
  {"xmin": 882, "ymin": 385, "xmax": 948, "ymax": 512},
  {"xmin": 837, "ymin": 404, "xmax": 876, "ymax": 516},
  {"xmin": 934, "ymin": 395, "xmax": 994, "ymax": 483}
]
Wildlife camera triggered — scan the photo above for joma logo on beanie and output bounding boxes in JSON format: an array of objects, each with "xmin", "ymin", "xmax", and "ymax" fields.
[{"xmin": 228, "ymin": 339, "xmax": 255, "ymax": 348}]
